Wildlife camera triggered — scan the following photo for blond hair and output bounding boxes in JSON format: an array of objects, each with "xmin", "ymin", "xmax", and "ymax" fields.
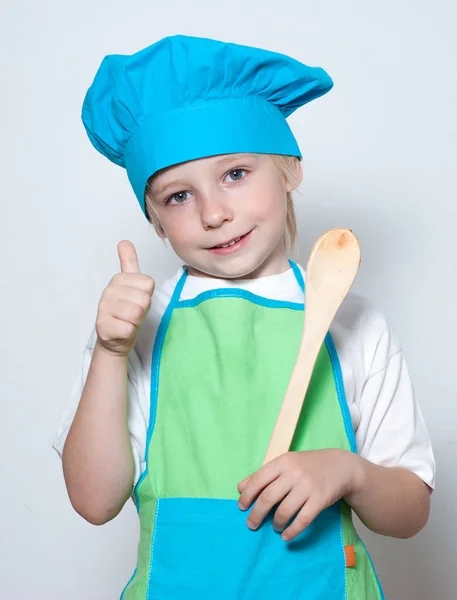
[
  {"xmin": 144, "ymin": 153, "xmax": 301, "ymax": 254},
  {"xmin": 269, "ymin": 154, "xmax": 301, "ymax": 254}
]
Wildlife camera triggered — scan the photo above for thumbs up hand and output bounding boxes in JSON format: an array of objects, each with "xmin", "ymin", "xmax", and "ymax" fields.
[{"xmin": 95, "ymin": 241, "xmax": 155, "ymax": 357}]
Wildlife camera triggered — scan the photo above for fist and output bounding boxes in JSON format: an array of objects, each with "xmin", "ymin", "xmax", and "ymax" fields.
[{"xmin": 96, "ymin": 240, "xmax": 155, "ymax": 357}]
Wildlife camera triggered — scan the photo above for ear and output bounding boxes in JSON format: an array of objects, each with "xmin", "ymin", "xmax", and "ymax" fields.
[{"xmin": 285, "ymin": 158, "xmax": 303, "ymax": 193}]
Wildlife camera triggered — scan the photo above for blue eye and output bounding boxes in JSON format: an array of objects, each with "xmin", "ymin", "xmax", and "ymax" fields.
[
  {"xmin": 225, "ymin": 169, "xmax": 247, "ymax": 183},
  {"xmin": 167, "ymin": 191, "xmax": 191, "ymax": 205}
]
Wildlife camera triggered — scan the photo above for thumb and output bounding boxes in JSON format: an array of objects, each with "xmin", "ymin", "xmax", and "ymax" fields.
[{"xmin": 118, "ymin": 240, "xmax": 140, "ymax": 274}]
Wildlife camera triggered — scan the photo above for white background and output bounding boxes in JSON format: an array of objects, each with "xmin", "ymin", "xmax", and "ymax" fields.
[{"xmin": 2, "ymin": 0, "xmax": 456, "ymax": 598}]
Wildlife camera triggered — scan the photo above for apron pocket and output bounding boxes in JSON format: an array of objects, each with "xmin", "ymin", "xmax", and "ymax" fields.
[{"xmin": 147, "ymin": 497, "xmax": 346, "ymax": 600}]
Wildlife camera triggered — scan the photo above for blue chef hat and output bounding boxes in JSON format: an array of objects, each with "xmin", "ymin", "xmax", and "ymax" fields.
[{"xmin": 82, "ymin": 35, "xmax": 333, "ymax": 215}]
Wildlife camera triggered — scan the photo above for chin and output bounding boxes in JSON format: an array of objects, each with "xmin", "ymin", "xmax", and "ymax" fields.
[{"xmin": 189, "ymin": 254, "xmax": 271, "ymax": 280}]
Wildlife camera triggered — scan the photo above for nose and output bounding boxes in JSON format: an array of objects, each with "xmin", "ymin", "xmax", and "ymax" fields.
[{"xmin": 200, "ymin": 190, "xmax": 234, "ymax": 230}]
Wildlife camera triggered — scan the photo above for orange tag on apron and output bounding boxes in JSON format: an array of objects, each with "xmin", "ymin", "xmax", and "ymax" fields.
[{"xmin": 344, "ymin": 545, "xmax": 356, "ymax": 568}]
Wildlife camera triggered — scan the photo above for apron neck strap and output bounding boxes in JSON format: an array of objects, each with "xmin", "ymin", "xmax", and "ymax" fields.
[
  {"xmin": 288, "ymin": 260, "xmax": 305, "ymax": 293},
  {"xmin": 179, "ymin": 260, "xmax": 304, "ymax": 299}
]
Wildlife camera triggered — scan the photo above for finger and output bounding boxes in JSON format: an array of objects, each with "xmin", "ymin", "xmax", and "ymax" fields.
[
  {"xmin": 281, "ymin": 499, "xmax": 321, "ymax": 542},
  {"xmin": 246, "ymin": 477, "xmax": 292, "ymax": 531},
  {"xmin": 97, "ymin": 316, "xmax": 136, "ymax": 342},
  {"xmin": 238, "ymin": 460, "xmax": 282, "ymax": 510},
  {"xmin": 105, "ymin": 317, "xmax": 137, "ymax": 341},
  {"xmin": 237, "ymin": 476, "xmax": 250, "ymax": 493},
  {"xmin": 272, "ymin": 488, "xmax": 308, "ymax": 533},
  {"xmin": 118, "ymin": 240, "xmax": 140, "ymax": 274},
  {"xmin": 111, "ymin": 286, "xmax": 152, "ymax": 309},
  {"xmin": 111, "ymin": 273, "xmax": 155, "ymax": 295},
  {"xmin": 109, "ymin": 299, "xmax": 146, "ymax": 327}
]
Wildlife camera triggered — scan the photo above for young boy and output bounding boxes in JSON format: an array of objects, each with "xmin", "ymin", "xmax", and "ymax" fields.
[{"xmin": 54, "ymin": 35, "xmax": 435, "ymax": 599}]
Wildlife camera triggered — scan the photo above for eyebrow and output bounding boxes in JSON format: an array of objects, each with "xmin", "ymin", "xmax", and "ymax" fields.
[
  {"xmin": 152, "ymin": 153, "xmax": 258, "ymax": 198},
  {"xmin": 152, "ymin": 178, "xmax": 189, "ymax": 199},
  {"xmin": 215, "ymin": 153, "xmax": 258, "ymax": 165}
]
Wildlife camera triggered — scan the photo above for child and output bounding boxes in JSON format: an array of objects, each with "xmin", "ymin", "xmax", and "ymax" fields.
[{"xmin": 53, "ymin": 35, "xmax": 435, "ymax": 599}]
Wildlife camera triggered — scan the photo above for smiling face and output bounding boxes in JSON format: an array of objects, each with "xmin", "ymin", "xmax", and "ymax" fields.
[{"xmin": 146, "ymin": 153, "xmax": 302, "ymax": 279}]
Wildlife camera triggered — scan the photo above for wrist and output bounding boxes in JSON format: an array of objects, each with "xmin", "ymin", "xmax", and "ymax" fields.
[
  {"xmin": 343, "ymin": 452, "xmax": 368, "ymax": 501},
  {"xmin": 94, "ymin": 338, "xmax": 130, "ymax": 362}
]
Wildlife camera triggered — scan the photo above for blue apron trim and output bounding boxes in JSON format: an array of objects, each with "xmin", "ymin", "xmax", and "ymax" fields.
[
  {"xmin": 324, "ymin": 332, "xmax": 358, "ymax": 454},
  {"xmin": 177, "ymin": 261, "xmax": 304, "ymax": 310},
  {"xmin": 119, "ymin": 568, "xmax": 137, "ymax": 600},
  {"xmin": 177, "ymin": 288, "xmax": 304, "ymax": 311},
  {"xmin": 358, "ymin": 538, "xmax": 386, "ymax": 600},
  {"xmin": 289, "ymin": 259, "xmax": 305, "ymax": 292},
  {"xmin": 134, "ymin": 269, "xmax": 188, "ymax": 508}
]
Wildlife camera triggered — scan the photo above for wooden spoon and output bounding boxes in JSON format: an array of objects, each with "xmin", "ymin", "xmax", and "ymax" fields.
[{"xmin": 262, "ymin": 228, "xmax": 361, "ymax": 465}]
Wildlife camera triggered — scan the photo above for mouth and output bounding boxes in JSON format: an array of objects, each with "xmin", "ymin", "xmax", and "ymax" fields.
[{"xmin": 207, "ymin": 230, "xmax": 253, "ymax": 255}]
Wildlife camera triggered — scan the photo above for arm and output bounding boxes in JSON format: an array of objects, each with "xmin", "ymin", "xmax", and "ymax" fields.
[
  {"xmin": 237, "ymin": 449, "xmax": 431, "ymax": 542},
  {"xmin": 62, "ymin": 342, "xmax": 134, "ymax": 525},
  {"xmin": 345, "ymin": 453, "xmax": 431, "ymax": 539},
  {"xmin": 62, "ymin": 240, "xmax": 154, "ymax": 525},
  {"xmin": 238, "ymin": 305, "xmax": 434, "ymax": 541},
  {"xmin": 346, "ymin": 320, "xmax": 434, "ymax": 538}
]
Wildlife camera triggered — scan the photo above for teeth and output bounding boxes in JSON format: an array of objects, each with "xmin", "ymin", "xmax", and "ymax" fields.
[{"xmin": 217, "ymin": 236, "xmax": 241, "ymax": 249}]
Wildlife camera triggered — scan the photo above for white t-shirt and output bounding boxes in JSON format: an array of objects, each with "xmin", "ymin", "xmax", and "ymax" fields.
[{"xmin": 53, "ymin": 264, "xmax": 436, "ymax": 490}]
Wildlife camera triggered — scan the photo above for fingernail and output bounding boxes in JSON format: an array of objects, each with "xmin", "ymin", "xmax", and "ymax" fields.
[
  {"xmin": 238, "ymin": 502, "xmax": 246, "ymax": 511},
  {"xmin": 247, "ymin": 519, "xmax": 256, "ymax": 530},
  {"xmin": 282, "ymin": 532, "xmax": 290, "ymax": 541},
  {"xmin": 273, "ymin": 526, "xmax": 283, "ymax": 534}
]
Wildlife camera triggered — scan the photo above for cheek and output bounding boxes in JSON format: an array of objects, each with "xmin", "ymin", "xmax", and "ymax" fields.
[
  {"xmin": 250, "ymin": 186, "xmax": 287, "ymax": 223},
  {"xmin": 156, "ymin": 208, "xmax": 194, "ymax": 243}
]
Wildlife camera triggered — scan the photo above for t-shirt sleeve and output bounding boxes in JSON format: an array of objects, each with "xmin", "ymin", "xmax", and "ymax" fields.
[
  {"xmin": 333, "ymin": 296, "xmax": 436, "ymax": 490},
  {"xmin": 356, "ymin": 348, "xmax": 436, "ymax": 489},
  {"xmin": 52, "ymin": 327, "xmax": 148, "ymax": 487}
]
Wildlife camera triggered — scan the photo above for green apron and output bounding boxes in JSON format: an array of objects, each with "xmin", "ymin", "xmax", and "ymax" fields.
[{"xmin": 121, "ymin": 262, "xmax": 384, "ymax": 599}]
